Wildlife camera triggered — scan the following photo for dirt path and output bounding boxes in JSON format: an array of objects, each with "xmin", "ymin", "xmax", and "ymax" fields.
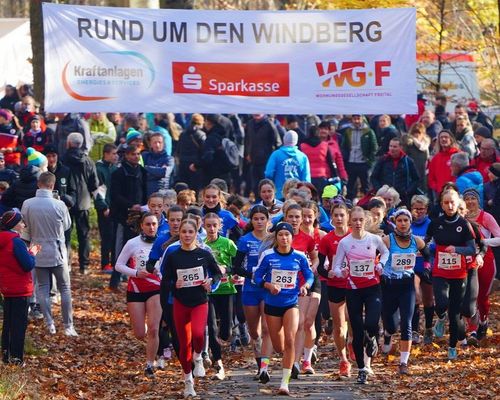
[{"xmin": 2, "ymin": 262, "xmax": 499, "ymax": 399}]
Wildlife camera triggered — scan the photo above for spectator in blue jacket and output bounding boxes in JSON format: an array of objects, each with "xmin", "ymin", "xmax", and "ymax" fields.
[
  {"xmin": 264, "ymin": 130, "xmax": 311, "ymax": 200},
  {"xmin": 141, "ymin": 131, "xmax": 174, "ymax": 196}
]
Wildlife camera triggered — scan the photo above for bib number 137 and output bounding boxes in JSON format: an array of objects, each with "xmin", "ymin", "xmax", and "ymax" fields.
[{"xmin": 349, "ymin": 260, "xmax": 374, "ymax": 277}]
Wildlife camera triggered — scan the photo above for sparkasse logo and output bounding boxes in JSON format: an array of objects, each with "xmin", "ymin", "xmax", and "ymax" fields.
[
  {"xmin": 316, "ymin": 61, "xmax": 391, "ymax": 88},
  {"xmin": 172, "ymin": 62, "xmax": 289, "ymax": 97}
]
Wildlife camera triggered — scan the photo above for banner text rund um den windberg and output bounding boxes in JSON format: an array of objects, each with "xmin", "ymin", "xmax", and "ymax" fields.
[{"xmin": 43, "ymin": 3, "xmax": 416, "ymax": 113}]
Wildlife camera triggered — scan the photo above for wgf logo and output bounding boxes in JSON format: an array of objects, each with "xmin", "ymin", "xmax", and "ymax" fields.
[{"xmin": 316, "ymin": 61, "xmax": 391, "ymax": 88}]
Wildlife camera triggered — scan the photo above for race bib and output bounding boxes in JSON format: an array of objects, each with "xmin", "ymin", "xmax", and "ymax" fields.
[
  {"xmin": 271, "ymin": 269, "xmax": 297, "ymax": 289},
  {"xmin": 392, "ymin": 253, "xmax": 416, "ymax": 272},
  {"xmin": 349, "ymin": 259, "xmax": 375, "ymax": 278},
  {"xmin": 437, "ymin": 252, "xmax": 461, "ymax": 270},
  {"xmin": 135, "ymin": 253, "xmax": 148, "ymax": 272},
  {"xmin": 177, "ymin": 266, "xmax": 205, "ymax": 287}
]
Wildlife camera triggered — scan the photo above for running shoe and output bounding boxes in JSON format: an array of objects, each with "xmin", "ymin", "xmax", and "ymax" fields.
[
  {"xmin": 193, "ymin": 358, "xmax": 206, "ymax": 378},
  {"xmin": 339, "ymin": 360, "xmax": 351, "ymax": 378},
  {"xmin": 433, "ymin": 317, "xmax": 446, "ymax": 338},
  {"xmin": 9, "ymin": 358, "xmax": 25, "ymax": 367},
  {"xmin": 30, "ymin": 304, "xmax": 44, "ymax": 320},
  {"xmin": 239, "ymin": 323, "xmax": 250, "ymax": 346},
  {"xmin": 291, "ymin": 363, "xmax": 300, "ymax": 379},
  {"xmin": 447, "ymin": 347, "xmax": 458, "ymax": 360},
  {"xmin": 365, "ymin": 335, "xmax": 378, "ymax": 358},
  {"xmin": 102, "ymin": 264, "xmax": 113, "ymax": 274},
  {"xmin": 48, "ymin": 323, "xmax": 56, "ymax": 335},
  {"xmin": 476, "ymin": 321, "xmax": 488, "ymax": 341},
  {"xmin": 259, "ymin": 370, "xmax": 270, "ymax": 384},
  {"xmin": 311, "ymin": 345, "xmax": 318, "ymax": 364},
  {"xmin": 382, "ymin": 335, "xmax": 392, "ymax": 354},
  {"xmin": 278, "ymin": 386, "xmax": 290, "ymax": 396},
  {"xmin": 301, "ymin": 361, "xmax": 315, "ymax": 375},
  {"xmin": 183, "ymin": 380, "xmax": 196, "ymax": 398},
  {"xmin": 412, "ymin": 331, "xmax": 421, "ymax": 345},
  {"xmin": 398, "ymin": 363, "xmax": 409, "ymax": 375},
  {"xmin": 64, "ymin": 325, "xmax": 78, "ymax": 337},
  {"xmin": 423, "ymin": 328, "xmax": 433, "ymax": 345},
  {"xmin": 144, "ymin": 365, "xmax": 155, "ymax": 378},
  {"xmin": 156, "ymin": 356, "xmax": 165, "ymax": 370},
  {"xmin": 202, "ymin": 351, "xmax": 212, "ymax": 368},
  {"xmin": 325, "ymin": 318, "xmax": 334, "ymax": 335},
  {"xmin": 357, "ymin": 369, "xmax": 368, "ymax": 384},
  {"xmin": 214, "ymin": 364, "xmax": 225, "ymax": 381}
]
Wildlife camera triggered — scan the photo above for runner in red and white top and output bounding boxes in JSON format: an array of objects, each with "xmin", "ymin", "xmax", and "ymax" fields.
[
  {"xmin": 115, "ymin": 213, "xmax": 162, "ymax": 378},
  {"xmin": 317, "ymin": 201, "xmax": 352, "ymax": 377},
  {"xmin": 333, "ymin": 206, "xmax": 389, "ymax": 384}
]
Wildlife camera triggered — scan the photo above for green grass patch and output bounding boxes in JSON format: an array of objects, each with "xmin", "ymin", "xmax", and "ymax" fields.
[{"xmin": 0, "ymin": 369, "xmax": 28, "ymax": 399}]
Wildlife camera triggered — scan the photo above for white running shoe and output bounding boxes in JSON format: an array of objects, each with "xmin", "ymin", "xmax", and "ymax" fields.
[
  {"xmin": 48, "ymin": 323, "xmax": 56, "ymax": 335},
  {"xmin": 64, "ymin": 325, "xmax": 78, "ymax": 337},
  {"xmin": 214, "ymin": 364, "xmax": 225, "ymax": 380},
  {"xmin": 193, "ymin": 358, "xmax": 206, "ymax": 378},
  {"xmin": 156, "ymin": 356, "xmax": 165, "ymax": 370},
  {"xmin": 183, "ymin": 380, "xmax": 196, "ymax": 398}
]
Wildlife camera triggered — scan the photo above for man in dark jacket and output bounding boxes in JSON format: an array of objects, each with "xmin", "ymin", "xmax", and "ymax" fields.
[
  {"xmin": 141, "ymin": 131, "xmax": 174, "ymax": 196},
  {"xmin": 62, "ymin": 133, "xmax": 99, "ymax": 274},
  {"xmin": 244, "ymin": 114, "xmax": 282, "ymax": 197},
  {"xmin": 94, "ymin": 143, "xmax": 118, "ymax": 273},
  {"xmin": 341, "ymin": 114, "xmax": 378, "ymax": 200},
  {"xmin": 370, "ymin": 137, "xmax": 420, "ymax": 207},
  {"xmin": 109, "ymin": 144, "xmax": 147, "ymax": 289},
  {"xmin": 176, "ymin": 114, "xmax": 205, "ymax": 191},
  {"xmin": 43, "ymin": 144, "xmax": 73, "ymax": 208},
  {"xmin": 191, "ymin": 114, "xmax": 232, "ymax": 187},
  {"xmin": 54, "ymin": 113, "xmax": 93, "ymax": 158}
]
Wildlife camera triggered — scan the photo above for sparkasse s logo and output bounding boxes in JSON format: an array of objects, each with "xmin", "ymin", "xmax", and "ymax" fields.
[
  {"xmin": 316, "ymin": 61, "xmax": 391, "ymax": 88},
  {"xmin": 172, "ymin": 62, "xmax": 289, "ymax": 97}
]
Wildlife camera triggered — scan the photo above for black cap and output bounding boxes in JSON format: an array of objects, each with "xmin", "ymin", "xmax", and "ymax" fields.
[{"xmin": 43, "ymin": 144, "xmax": 58, "ymax": 155}]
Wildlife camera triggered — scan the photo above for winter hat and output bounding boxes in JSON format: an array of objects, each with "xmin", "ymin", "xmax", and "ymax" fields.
[
  {"xmin": 26, "ymin": 147, "xmax": 47, "ymax": 167},
  {"xmin": 489, "ymin": 162, "xmax": 500, "ymax": 178},
  {"xmin": 126, "ymin": 128, "xmax": 142, "ymax": 143},
  {"xmin": 463, "ymin": 188, "xmax": 481, "ymax": 202},
  {"xmin": 43, "ymin": 144, "xmax": 58, "ymax": 155},
  {"xmin": 322, "ymin": 184, "xmax": 339, "ymax": 199},
  {"xmin": 474, "ymin": 126, "xmax": 492, "ymax": 139},
  {"xmin": 0, "ymin": 109, "xmax": 12, "ymax": 122},
  {"xmin": 270, "ymin": 221, "xmax": 294, "ymax": 236},
  {"xmin": 283, "ymin": 130, "xmax": 298, "ymax": 147},
  {"xmin": 0, "ymin": 210, "xmax": 22, "ymax": 231}
]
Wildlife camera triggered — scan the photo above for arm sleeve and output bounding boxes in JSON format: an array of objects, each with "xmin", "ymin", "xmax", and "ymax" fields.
[
  {"xmin": 483, "ymin": 213, "xmax": 500, "ymax": 238},
  {"xmin": 12, "ymin": 237, "xmax": 35, "ymax": 272},
  {"xmin": 483, "ymin": 237, "xmax": 500, "ymax": 247},
  {"xmin": 300, "ymin": 255, "xmax": 315, "ymax": 287},
  {"xmin": 376, "ymin": 235, "xmax": 390, "ymax": 265},
  {"xmin": 333, "ymin": 241, "xmax": 347, "ymax": 272},
  {"xmin": 206, "ymin": 252, "xmax": 222, "ymax": 291},
  {"xmin": 114, "ymin": 241, "xmax": 137, "ymax": 277},
  {"xmin": 253, "ymin": 254, "xmax": 269, "ymax": 288},
  {"xmin": 454, "ymin": 239, "xmax": 477, "ymax": 256},
  {"xmin": 264, "ymin": 152, "xmax": 276, "ymax": 180},
  {"xmin": 232, "ymin": 250, "xmax": 251, "ymax": 278},
  {"xmin": 317, "ymin": 253, "xmax": 329, "ymax": 279}
]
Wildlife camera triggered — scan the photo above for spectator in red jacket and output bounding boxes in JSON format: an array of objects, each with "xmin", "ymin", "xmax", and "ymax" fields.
[
  {"xmin": 318, "ymin": 120, "xmax": 348, "ymax": 182},
  {"xmin": 471, "ymin": 139, "xmax": 499, "ymax": 183},
  {"xmin": 428, "ymin": 130, "xmax": 460, "ymax": 199},
  {"xmin": 0, "ymin": 210, "xmax": 39, "ymax": 365}
]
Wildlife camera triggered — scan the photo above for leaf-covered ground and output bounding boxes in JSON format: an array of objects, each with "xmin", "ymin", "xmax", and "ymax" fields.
[{"xmin": 1, "ymin": 256, "xmax": 499, "ymax": 399}]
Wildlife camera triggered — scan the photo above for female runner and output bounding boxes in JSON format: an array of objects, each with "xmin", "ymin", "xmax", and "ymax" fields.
[
  {"xmin": 254, "ymin": 222, "xmax": 314, "ymax": 396},
  {"xmin": 333, "ymin": 206, "xmax": 389, "ymax": 384},
  {"xmin": 115, "ymin": 213, "xmax": 162, "ymax": 378}
]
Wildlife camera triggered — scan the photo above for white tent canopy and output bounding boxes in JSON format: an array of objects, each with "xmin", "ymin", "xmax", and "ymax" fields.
[{"xmin": 0, "ymin": 18, "xmax": 33, "ymax": 94}]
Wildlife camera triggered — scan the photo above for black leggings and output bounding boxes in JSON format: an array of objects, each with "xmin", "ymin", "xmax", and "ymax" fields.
[
  {"xmin": 1, "ymin": 296, "xmax": 29, "ymax": 363},
  {"xmin": 208, "ymin": 295, "xmax": 234, "ymax": 362},
  {"xmin": 233, "ymin": 285, "xmax": 245, "ymax": 324},
  {"xmin": 461, "ymin": 269, "xmax": 478, "ymax": 318},
  {"xmin": 346, "ymin": 285, "xmax": 381, "ymax": 369},
  {"xmin": 381, "ymin": 278, "xmax": 415, "ymax": 341},
  {"xmin": 433, "ymin": 277, "xmax": 467, "ymax": 348}
]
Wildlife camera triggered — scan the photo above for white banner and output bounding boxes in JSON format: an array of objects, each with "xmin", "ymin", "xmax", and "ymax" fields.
[{"xmin": 43, "ymin": 4, "xmax": 416, "ymax": 114}]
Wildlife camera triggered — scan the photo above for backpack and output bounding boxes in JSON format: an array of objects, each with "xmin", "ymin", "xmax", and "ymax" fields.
[{"xmin": 221, "ymin": 137, "xmax": 240, "ymax": 169}]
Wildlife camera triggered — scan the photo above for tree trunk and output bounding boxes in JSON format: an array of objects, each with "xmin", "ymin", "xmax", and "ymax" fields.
[
  {"xmin": 160, "ymin": 0, "xmax": 194, "ymax": 7},
  {"xmin": 436, "ymin": 0, "xmax": 446, "ymax": 93},
  {"xmin": 30, "ymin": 0, "xmax": 49, "ymax": 107}
]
